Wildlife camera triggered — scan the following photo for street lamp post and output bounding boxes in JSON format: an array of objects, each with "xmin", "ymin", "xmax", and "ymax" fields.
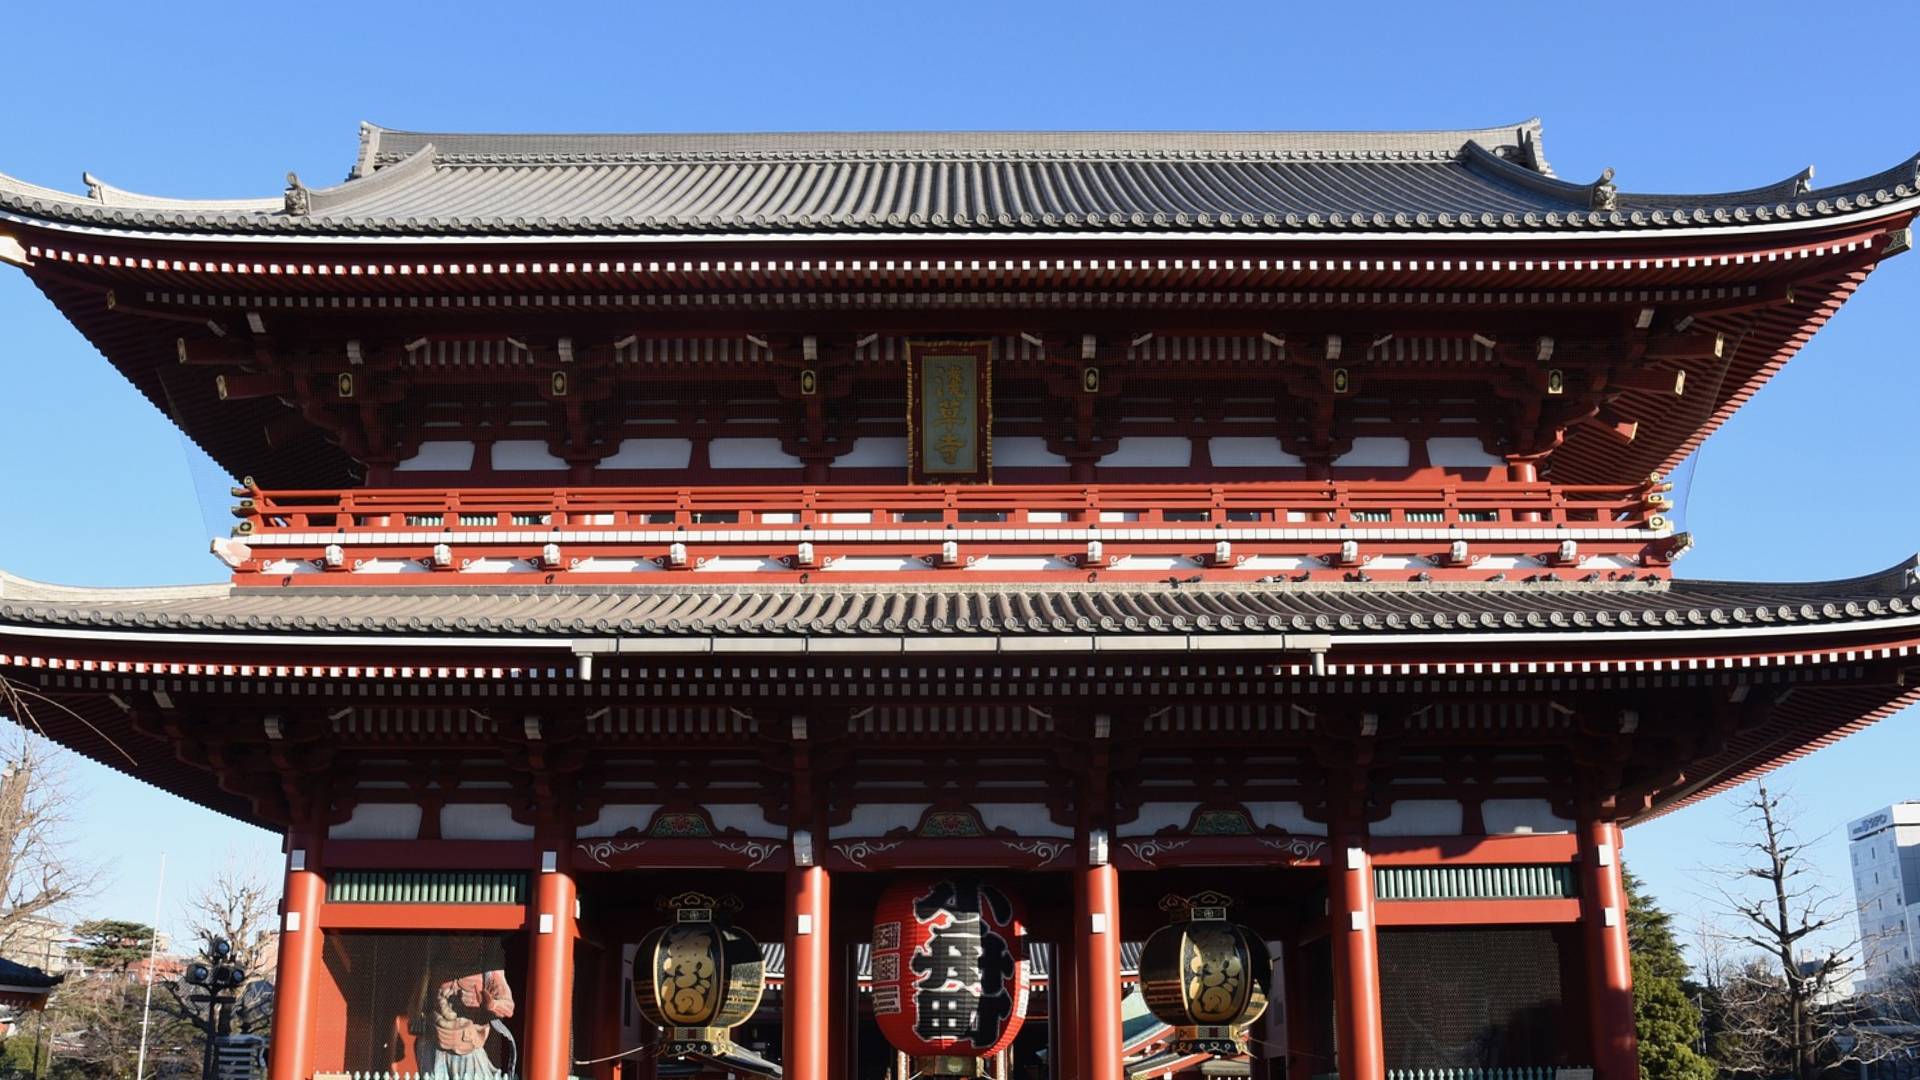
[{"xmin": 184, "ymin": 938, "xmax": 248, "ymax": 1080}]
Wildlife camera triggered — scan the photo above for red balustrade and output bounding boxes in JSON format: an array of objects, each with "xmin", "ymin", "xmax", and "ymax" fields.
[{"xmin": 219, "ymin": 479, "xmax": 1684, "ymax": 585}]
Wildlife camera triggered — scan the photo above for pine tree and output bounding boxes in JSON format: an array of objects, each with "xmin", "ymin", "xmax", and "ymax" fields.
[
  {"xmin": 69, "ymin": 918, "xmax": 155, "ymax": 973},
  {"xmin": 1624, "ymin": 868, "xmax": 1718, "ymax": 1080}
]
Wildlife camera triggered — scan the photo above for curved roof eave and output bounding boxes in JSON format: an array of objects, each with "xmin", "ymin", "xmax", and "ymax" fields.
[
  {"xmin": 0, "ymin": 143, "xmax": 441, "ymax": 228},
  {"xmin": 4, "ymin": 196, "xmax": 1917, "ymax": 249},
  {"xmin": 2, "ymin": 555, "xmax": 1917, "ymax": 650},
  {"xmin": 1, "ymin": 121, "xmax": 1914, "ymax": 246}
]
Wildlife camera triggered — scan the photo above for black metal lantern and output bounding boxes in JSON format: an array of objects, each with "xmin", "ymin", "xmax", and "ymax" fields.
[
  {"xmin": 632, "ymin": 892, "xmax": 765, "ymax": 1056},
  {"xmin": 1138, "ymin": 892, "xmax": 1271, "ymax": 1056}
]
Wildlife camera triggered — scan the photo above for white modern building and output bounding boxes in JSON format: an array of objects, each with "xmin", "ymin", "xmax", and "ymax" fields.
[{"xmin": 1849, "ymin": 803, "xmax": 1920, "ymax": 988}]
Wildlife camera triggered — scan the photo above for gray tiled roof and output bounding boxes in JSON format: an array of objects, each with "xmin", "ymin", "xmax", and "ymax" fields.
[
  {"xmin": 4, "ymin": 119, "xmax": 1916, "ymax": 238},
  {"xmin": 3, "ymin": 558, "xmax": 1916, "ymax": 642},
  {"xmin": 0, "ymin": 957, "xmax": 58, "ymax": 991}
]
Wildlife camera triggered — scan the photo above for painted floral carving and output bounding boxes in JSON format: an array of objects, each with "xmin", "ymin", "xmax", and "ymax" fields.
[
  {"xmin": 834, "ymin": 839, "xmax": 904, "ymax": 869},
  {"xmin": 711, "ymin": 839, "xmax": 780, "ymax": 869},
  {"xmin": 1190, "ymin": 809, "xmax": 1255, "ymax": 836},
  {"xmin": 1001, "ymin": 839, "xmax": 1069, "ymax": 866},
  {"xmin": 1256, "ymin": 836, "xmax": 1327, "ymax": 863},
  {"xmin": 1121, "ymin": 838, "xmax": 1190, "ymax": 866},
  {"xmin": 919, "ymin": 809, "xmax": 987, "ymax": 838},
  {"xmin": 649, "ymin": 811, "xmax": 713, "ymax": 838},
  {"xmin": 578, "ymin": 838, "xmax": 645, "ymax": 868}
]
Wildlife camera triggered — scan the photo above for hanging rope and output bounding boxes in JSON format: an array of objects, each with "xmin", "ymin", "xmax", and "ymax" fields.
[{"xmin": 572, "ymin": 1044, "xmax": 656, "ymax": 1067}]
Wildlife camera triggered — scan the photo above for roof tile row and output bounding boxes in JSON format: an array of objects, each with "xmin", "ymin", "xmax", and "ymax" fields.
[
  {"xmin": 2, "ymin": 558, "xmax": 1915, "ymax": 640},
  {"xmin": 4, "ymin": 121, "xmax": 1915, "ymax": 239}
]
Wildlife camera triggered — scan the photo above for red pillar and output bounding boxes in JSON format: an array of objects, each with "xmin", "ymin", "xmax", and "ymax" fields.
[
  {"xmin": 1076, "ymin": 859, "xmax": 1124, "ymax": 1080},
  {"xmin": 1579, "ymin": 819, "xmax": 1638, "ymax": 1080},
  {"xmin": 268, "ymin": 829, "xmax": 325, "ymax": 1080},
  {"xmin": 526, "ymin": 844, "xmax": 579, "ymax": 1080},
  {"xmin": 1508, "ymin": 460, "xmax": 1543, "ymax": 521},
  {"xmin": 1327, "ymin": 825, "xmax": 1384, "ymax": 1080},
  {"xmin": 785, "ymin": 864, "xmax": 831, "ymax": 1080}
]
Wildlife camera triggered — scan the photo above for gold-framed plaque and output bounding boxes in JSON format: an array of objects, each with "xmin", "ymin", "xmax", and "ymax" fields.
[{"xmin": 905, "ymin": 340, "xmax": 992, "ymax": 485}]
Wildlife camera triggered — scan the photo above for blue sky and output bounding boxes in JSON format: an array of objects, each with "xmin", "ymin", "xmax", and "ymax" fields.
[{"xmin": 2, "ymin": 0, "xmax": 1918, "ymax": 952}]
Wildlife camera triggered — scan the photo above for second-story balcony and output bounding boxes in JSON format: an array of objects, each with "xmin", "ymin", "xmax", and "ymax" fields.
[{"xmin": 216, "ymin": 479, "xmax": 1684, "ymax": 587}]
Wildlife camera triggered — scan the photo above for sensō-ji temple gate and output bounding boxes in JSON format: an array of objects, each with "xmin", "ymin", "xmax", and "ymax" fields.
[{"xmin": 4, "ymin": 120, "xmax": 1920, "ymax": 1080}]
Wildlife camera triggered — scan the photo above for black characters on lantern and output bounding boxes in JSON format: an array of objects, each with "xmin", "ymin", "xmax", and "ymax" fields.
[{"xmin": 909, "ymin": 879, "xmax": 1016, "ymax": 1049}]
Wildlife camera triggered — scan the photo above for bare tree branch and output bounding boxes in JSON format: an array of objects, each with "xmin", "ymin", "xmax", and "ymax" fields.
[
  {"xmin": 1698, "ymin": 781, "xmax": 1910, "ymax": 1080},
  {"xmin": 154, "ymin": 854, "xmax": 280, "ymax": 1037},
  {"xmin": 0, "ymin": 716, "xmax": 101, "ymax": 956}
]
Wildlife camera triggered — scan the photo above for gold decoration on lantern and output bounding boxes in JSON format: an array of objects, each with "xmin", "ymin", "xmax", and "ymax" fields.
[
  {"xmin": 1138, "ymin": 891, "xmax": 1271, "ymax": 1056},
  {"xmin": 633, "ymin": 891, "xmax": 764, "ymax": 1056}
]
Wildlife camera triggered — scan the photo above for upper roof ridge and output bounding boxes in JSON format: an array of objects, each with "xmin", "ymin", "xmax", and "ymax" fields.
[{"xmin": 354, "ymin": 118, "xmax": 1549, "ymax": 167}]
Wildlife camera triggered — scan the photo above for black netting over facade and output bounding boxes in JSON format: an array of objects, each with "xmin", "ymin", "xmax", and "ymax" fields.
[
  {"xmin": 1378, "ymin": 927, "xmax": 1567, "ymax": 1069},
  {"xmin": 318, "ymin": 932, "xmax": 528, "ymax": 1079}
]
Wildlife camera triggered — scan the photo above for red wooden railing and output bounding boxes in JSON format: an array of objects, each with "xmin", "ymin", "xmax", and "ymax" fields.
[{"xmin": 220, "ymin": 479, "xmax": 1684, "ymax": 585}]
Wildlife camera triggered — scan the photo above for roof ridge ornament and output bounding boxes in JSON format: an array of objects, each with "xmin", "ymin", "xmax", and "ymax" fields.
[
  {"xmin": 283, "ymin": 172, "xmax": 311, "ymax": 217},
  {"xmin": 1795, "ymin": 165, "xmax": 1815, "ymax": 196},
  {"xmin": 82, "ymin": 172, "xmax": 104, "ymax": 202},
  {"xmin": 1589, "ymin": 168, "xmax": 1618, "ymax": 211},
  {"xmin": 353, "ymin": 121, "xmax": 382, "ymax": 179},
  {"xmin": 1515, "ymin": 126, "xmax": 1544, "ymax": 173}
]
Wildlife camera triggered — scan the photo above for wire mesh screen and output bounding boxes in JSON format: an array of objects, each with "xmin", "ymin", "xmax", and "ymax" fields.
[
  {"xmin": 316, "ymin": 931, "xmax": 528, "ymax": 1079},
  {"xmin": 1378, "ymin": 927, "xmax": 1565, "ymax": 1069}
]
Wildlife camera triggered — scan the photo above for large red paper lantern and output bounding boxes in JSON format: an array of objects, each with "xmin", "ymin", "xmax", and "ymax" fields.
[{"xmin": 872, "ymin": 876, "xmax": 1029, "ymax": 1075}]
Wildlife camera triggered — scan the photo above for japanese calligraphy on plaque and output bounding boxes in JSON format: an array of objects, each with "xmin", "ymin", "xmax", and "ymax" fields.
[{"xmin": 906, "ymin": 340, "xmax": 992, "ymax": 484}]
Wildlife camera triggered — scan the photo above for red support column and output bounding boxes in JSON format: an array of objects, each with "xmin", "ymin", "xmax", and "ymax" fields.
[
  {"xmin": 1076, "ymin": 858, "xmax": 1124, "ymax": 1080},
  {"xmin": 526, "ymin": 844, "xmax": 579, "ymax": 1080},
  {"xmin": 1579, "ymin": 819, "xmax": 1638, "ymax": 1080},
  {"xmin": 1328, "ymin": 825, "xmax": 1384, "ymax": 1080},
  {"xmin": 268, "ymin": 829, "xmax": 325, "ymax": 1080},
  {"xmin": 1508, "ymin": 460, "xmax": 1543, "ymax": 521},
  {"xmin": 785, "ymin": 864, "xmax": 831, "ymax": 1080}
]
